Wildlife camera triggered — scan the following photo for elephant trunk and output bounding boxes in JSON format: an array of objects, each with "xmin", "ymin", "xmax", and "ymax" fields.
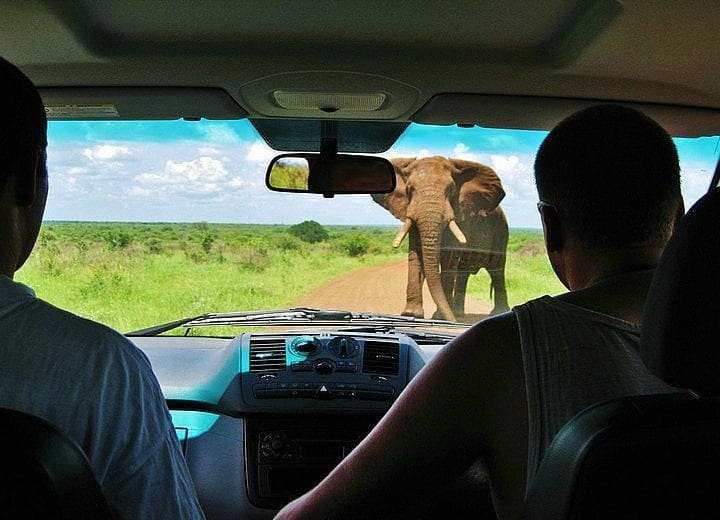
[{"xmin": 416, "ymin": 216, "xmax": 456, "ymax": 322}]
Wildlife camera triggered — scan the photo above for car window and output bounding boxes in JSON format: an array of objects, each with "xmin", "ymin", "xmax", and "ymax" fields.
[{"xmin": 14, "ymin": 120, "xmax": 719, "ymax": 335}]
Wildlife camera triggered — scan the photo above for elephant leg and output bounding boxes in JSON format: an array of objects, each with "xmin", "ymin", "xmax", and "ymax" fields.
[
  {"xmin": 488, "ymin": 268, "xmax": 509, "ymax": 315},
  {"xmin": 433, "ymin": 249, "xmax": 456, "ymax": 320},
  {"xmin": 488, "ymin": 210, "xmax": 510, "ymax": 315},
  {"xmin": 433, "ymin": 270, "xmax": 456, "ymax": 320},
  {"xmin": 452, "ymin": 271, "xmax": 471, "ymax": 317},
  {"xmin": 403, "ymin": 227, "xmax": 425, "ymax": 318}
]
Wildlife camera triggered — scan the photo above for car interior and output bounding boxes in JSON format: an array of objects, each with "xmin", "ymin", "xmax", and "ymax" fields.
[{"xmin": 1, "ymin": 1, "xmax": 720, "ymax": 518}]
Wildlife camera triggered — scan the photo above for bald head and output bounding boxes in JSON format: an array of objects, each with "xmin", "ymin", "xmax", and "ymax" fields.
[
  {"xmin": 0, "ymin": 56, "xmax": 47, "ymax": 188},
  {"xmin": 534, "ymin": 104, "xmax": 681, "ymax": 250}
]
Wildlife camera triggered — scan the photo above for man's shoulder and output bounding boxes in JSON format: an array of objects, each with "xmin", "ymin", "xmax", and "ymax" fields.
[
  {"xmin": 26, "ymin": 298, "xmax": 149, "ymax": 367},
  {"xmin": 459, "ymin": 310, "xmax": 520, "ymax": 352}
]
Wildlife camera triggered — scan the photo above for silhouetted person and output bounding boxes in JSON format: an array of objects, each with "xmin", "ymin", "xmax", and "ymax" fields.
[
  {"xmin": 0, "ymin": 57, "xmax": 204, "ymax": 518},
  {"xmin": 276, "ymin": 105, "xmax": 684, "ymax": 519}
]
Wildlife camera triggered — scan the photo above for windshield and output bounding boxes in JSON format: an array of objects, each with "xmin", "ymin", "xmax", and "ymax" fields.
[{"xmin": 14, "ymin": 120, "xmax": 720, "ymax": 335}]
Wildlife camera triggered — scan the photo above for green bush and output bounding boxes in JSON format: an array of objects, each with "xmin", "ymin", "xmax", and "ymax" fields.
[
  {"xmin": 145, "ymin": 237, "xmax": 163, "ymax": 254},
  {"xmin": 235, "ymin": 247, "xmax": 270, "ymax": 272},
  {"xmin": 288, "ymin": 220, "xmax": 328, "ymax": 243},
  {"xmin": 343, "ymin": 235, "xmax": 369, "ymax": 257},
  {"xmin": 103, "ymin": 230, "xmax": 132, "ymax": 250},
  {"xmin": 200, "ymin": 231, "xmax": 216, "ymax": 253},
  {"xmin": 276, "ymin": 234, "xmax": 303, "ymax": 251}
]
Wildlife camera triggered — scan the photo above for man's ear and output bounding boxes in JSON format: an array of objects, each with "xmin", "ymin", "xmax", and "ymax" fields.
[
  {"xmin": 540, "ymin": 205, "xmax": 564, "ymax": 252},
  {"xmin": 13, "ymin": 148, "xmax": 41, "ymax": 207}
]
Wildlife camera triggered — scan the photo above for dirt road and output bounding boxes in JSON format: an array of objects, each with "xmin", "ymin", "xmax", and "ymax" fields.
[{"xmin": 295, "ymin": 260, "xmax": 491, "ymax": 323}]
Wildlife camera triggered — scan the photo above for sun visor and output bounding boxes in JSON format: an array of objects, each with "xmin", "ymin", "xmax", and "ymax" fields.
[
  {"xmin": 413, "ymin": 95, "xmax": 720, "ymax": 137},
  {"xmin": 39, "ymin": 87, "xmax": 248, "ymax": 120},
  {"xmin": 250, "ymin": 119, "xmax": 409, "ymax": 153}
]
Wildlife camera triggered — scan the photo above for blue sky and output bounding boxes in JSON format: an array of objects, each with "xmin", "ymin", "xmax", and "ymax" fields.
[{"xmin": 45, "ymin": 119, "xmax": 719, "ymax": 228}]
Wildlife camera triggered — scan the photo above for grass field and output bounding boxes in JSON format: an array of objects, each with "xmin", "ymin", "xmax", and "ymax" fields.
[
  {"xmin": 15, "ymin": 222, "xmax": 564, "ymax": 334},
  {"xmin": 468, "ymin": 228, "xmax": 565, "ymax": 309}
]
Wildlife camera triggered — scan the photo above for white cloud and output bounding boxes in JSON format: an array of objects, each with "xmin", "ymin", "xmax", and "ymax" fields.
[
  {"xmin": 453, "ymin": 142, "xmax": 478, "ymax": 161},
  {"xmin": 490, "ymin": 154, "xmax": 520, "ymax": 173},
  {"xmin": 82, "ymin": 145, "xmax": 129, "ymax": 161},
  {"xmin": 134, "ymin": 173, "xmax": 175, "ymax": 186},
  {"xmin": 246, "ymin": 141, "xmax": 276, "ymax": 162},
  {"xmin": 128, "ymin": 156, "xmax": 231, "ymax": 200},
  {"xmin": 127, "ymin": 186, "xmax": 151, "ymax": 197},
  {"xmin": 166, "ymin": 157, "xmax": 228, "ymax": 181}
]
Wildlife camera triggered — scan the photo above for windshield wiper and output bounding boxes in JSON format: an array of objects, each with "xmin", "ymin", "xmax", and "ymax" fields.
[
  {"xmin": 182, "ymin": 307, "xmax": 467, "ymax": 328},
  {"xmin": 126, "ymin": 314, "xmax": 210, "ymax": 336},
  {"xmin": 126, "ymin": 308, "xmax": 469, "ymax": 336}
]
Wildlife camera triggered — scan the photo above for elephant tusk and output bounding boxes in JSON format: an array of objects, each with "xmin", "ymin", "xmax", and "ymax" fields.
[
  {"xmin": 448, "ymin": 220, "xmax": 467, "ymax": 244},
  {"xmin": 393, "ymin": 219, "xmax": 413, "ymax": 248}
]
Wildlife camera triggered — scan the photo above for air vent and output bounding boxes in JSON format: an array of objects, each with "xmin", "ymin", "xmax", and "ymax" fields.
[
  {"xmin": 362, "ymin": 340, "xmax": 400, "ymax": 375},
  {"xmin": 249, "ymin": 336, "xmax": 287, "ymax": 372}
]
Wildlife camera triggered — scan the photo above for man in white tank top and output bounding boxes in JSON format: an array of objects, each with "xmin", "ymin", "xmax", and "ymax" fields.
[{"xmin": 276, "ymin": 105, "xmax": 685, "ymax": 520}]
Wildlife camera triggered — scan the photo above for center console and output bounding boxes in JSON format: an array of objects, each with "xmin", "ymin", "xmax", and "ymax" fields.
[
  {"xmin": 245, "ymin": 415, "xmax": 381, "ymax": 508},
  {"xmin": 240, "ymin": 332, "xmax": 411, "ymax": 508}
]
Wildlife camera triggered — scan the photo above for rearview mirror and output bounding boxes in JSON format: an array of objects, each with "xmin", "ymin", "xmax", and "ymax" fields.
[{"xmin": 266, "ymin": 153, "xmax": 396, "ymax": 196}]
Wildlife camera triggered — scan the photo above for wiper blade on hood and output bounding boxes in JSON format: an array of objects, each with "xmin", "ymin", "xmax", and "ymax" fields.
[
  {"xmin": 126, "ymin": 313, "xmax": 210, "ymax": 336},
  {"xmin": 181, "ymin": 307, "xmax": 468, "ymax": 329}
]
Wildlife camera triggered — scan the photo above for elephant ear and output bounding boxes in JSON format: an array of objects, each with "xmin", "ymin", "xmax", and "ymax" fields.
[
  {"xmin": 371, "ymin": 157, "xmax": 415, "ymax": 221},
  {"xmin": 451, "ymin": 159, "xmax": 506, "ymax": 219}
]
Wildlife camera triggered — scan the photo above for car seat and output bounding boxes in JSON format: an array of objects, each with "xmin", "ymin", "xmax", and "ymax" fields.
[
  {"xmin": 0, "ymin": 407, "xmax": 116, "ymax": 519},
  {"xmin": 522, "ymin": 187, "xmax": 720, "ymax": 519}
]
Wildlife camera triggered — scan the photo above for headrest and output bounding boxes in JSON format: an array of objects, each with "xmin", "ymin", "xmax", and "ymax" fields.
[{"xmin": 640, "ymin": 188, "xmax": 720, "ymax": 395}]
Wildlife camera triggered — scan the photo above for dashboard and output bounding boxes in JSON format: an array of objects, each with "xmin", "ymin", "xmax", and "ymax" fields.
[{"xmin": 130, "ymin": 330, "xmax": 437, "ymax": 519}]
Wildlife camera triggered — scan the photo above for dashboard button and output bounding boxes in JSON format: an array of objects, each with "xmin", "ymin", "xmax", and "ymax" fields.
[
  {"xmin": 315, "ymin": 384, "xmax": 333, "ymax": 399},
  {"xmin": 336, "ymin": 361, "xmax": 358, "ymax": 373}
]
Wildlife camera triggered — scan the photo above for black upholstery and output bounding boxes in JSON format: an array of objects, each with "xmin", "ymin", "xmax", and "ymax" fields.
[
  {"xmin": 523, "ymin": 188, "xmax": 720, "ymax": 519},
  {"xmin": 640, "ymin": 187, "xmax": 720, "ymax": 394},
  {"xmin": 522, "ymin": 393, "xmax": 720, "ymax": 519},
  {"xmin": 0, "ymin": 407, "xmax": 116, "ymax": 519}
]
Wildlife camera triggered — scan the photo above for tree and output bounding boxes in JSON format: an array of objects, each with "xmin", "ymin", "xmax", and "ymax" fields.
[{"xmin": 288, "ymin": 220, "xmax": 328, "ymax": 243}]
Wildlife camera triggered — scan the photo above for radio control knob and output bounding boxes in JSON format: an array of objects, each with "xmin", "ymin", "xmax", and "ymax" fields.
[
  {"xmin": 271, "ymin": 439, "xmax": 283, "ymax": 451},
  {"xmin": 315, "ymin": 360, "xmax": 334, "ymax": 374},
  {"xmin": 328, "ymin": 336, "xmax": 359, "ymax": 358},
  {"xmin": 291, "ymin": 336, "xmax": 320, "ymax": 355}
]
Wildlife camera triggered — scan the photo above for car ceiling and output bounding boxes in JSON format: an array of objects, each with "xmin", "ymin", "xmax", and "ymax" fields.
[{"xmin": 1, "ymin": 0, "xmax": 720, "ymax": 149}]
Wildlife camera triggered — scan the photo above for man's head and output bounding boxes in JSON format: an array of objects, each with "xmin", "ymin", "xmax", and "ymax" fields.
[
  {"xmin": 534, "ymin": 104, "xmax": 681, "ymax": 252},
  {"xmin": 0, "ymin": 56, "xmax": 48, "ymax": 275}
]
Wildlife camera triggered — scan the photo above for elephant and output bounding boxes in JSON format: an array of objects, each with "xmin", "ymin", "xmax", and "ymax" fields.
[{"xmin": 372, "ymin": 156, "xmax": 509, "ymax": 322}]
